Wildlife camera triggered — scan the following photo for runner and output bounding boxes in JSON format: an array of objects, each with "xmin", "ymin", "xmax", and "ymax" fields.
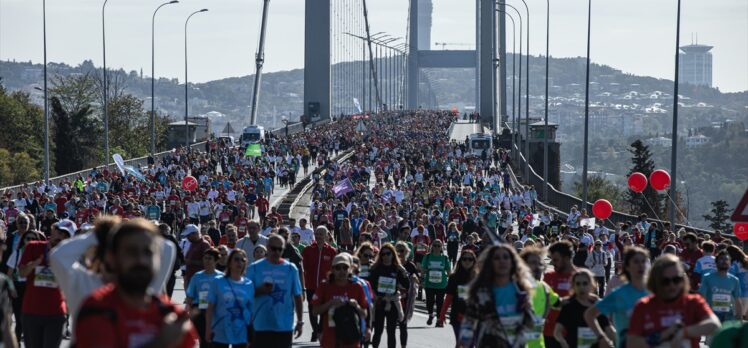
[
  {"xmin": 420, "ymin": 239, "xmax": 451, "ymax": 327},
  {"xmin": 182, "ymin": 224, "xmax": 211, "ymax": 288},
  {"xmin": 458, "ymin": 245, "xmax": 534, "ymax": 348},
  {"xmin": 627, "ymin": 254, "xmax": 720, "ymax": 348},
  {"xmin": 74, "ymin": 218, "xmax": 198, "ymax": 347},
  {"xmin": 395, "ymin": 241, "xmax": 420, "ymax": 347},
  {"xmin": 368, "ymin": 243, "xmax": 410, "ymax": 348},
  {"xmin": 185, "ymin": 247, "xmax": 223, "ymax": 347},
  {"xmin": 438, "ymin": 249, "xmax": 476, "ymax": 347},
  {"xmin": 246, "ymin": 234, "xmax": 304, "ymax": 347},
  {"xmin": 520, "ymin": 247, "xmax": 560, "ymax": 348},
  {"xmin": 205, "ymin": 249, "xmax": 254, "ymax": 348},
  {"xmin": 698, "ymin": 250, "xmax": 743, "ymax": 323},
  {"xmin": 726, "ymin": 245, "xmax": 748, "ymax": 320},
  {"xmin": 543, "ymin": 240, "xmax": 577, "ymax": 348},
  {"xmin": 554, "ymin": 269, "xmax": 614, "ymax": 348},
  {"xmin": 236, "ymin": 221, "xmax": 268, "ymax": 265},
  {"xmin": 584, "ymin": 246, "xmax": 650, "ymax": 348},
  {"xmin": 302, "ymin": 226, "xmax": 337, "ymax": 342}
]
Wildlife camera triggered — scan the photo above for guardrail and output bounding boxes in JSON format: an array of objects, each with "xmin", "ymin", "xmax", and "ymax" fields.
[
  {"xmin": 509, "ymin": 143, "xmax": 716, "ymax": 236},
  {"xmin": 0, "ymin": 120, "xmax": 319, "ymax": 195}
]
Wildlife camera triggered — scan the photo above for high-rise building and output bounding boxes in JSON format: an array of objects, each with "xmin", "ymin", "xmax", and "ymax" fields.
[
  {"xmin": 417, "ymin": 0, "xmax": 432, "ymax": 50},
  {"xmin": 679, "ymin": 43, "xmax": 713, "ymax": 87}
]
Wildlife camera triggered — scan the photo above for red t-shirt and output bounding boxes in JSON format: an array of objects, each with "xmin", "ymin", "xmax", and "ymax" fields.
[
  {"xmin": 628, "ymin": 294, "xmax": 713, "ymax": 348},
  {"xmin": 20, "ymin": 241, "xmax": 67, "ymax": 316},
  {"xmin": 412, "ymin": 235, "xmax": 432, "ymax": 255},
  {"xmin": 542, "ymin": 270, "xmax": 574, "ymax": 336},
  {"xmin": 75, "ymin": 284, "xmax": 198, "ymax": 348},
  {"xmin": 310, "ymin": 280, "xmax": 368, "ymax": 348}
]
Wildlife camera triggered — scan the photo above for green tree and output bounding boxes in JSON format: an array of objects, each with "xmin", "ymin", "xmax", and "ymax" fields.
[
  {"xmin": 625, "ymin": 140, "xmax": 664, "ymax": 218},
  {"xmin": 702, "ymin": 200, "xmax": 732, "ymax": 231},
  {"xmin": 0, "ymin": 149, "xmax": 12, "ymax": 187},
  {"xmin": 0, "ymin": 85, "xmax": 48, "ymax": 178},
  {"xmin": 574, "ymin": 176, "xmax": 624, "ymax": 208},
  {"xmin": 11, "ymin": 152, "xmax": 39, "ymax": 184},
  {"xmin": 50, "ymin": 96, "xmax": 101, "ymax": 174}
]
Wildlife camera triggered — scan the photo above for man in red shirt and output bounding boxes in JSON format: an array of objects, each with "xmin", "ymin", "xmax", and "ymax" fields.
[
  {"xmin": 75, "ymin": 218, "xmax": 197, "ymax": 348},
  {"xmin": 256, "ymin": 195, "xmax": 269, "ymax": 224},
  {"xmin": 679, "ymin": 233, "xmax": 704, "ymax": 290},
  {"xmin": 182, "ymin": 224, "xmax": 210, "ymax": 288},
  {"xmin": 302, "ymin": 226, "xmax": 338, "ymax": 342},
  {"xmin": 543, "ymin": 240, "xmax": 577, "ymax": 348},
  {"xmin": 628, "ymin": 254, "xmax": 720, "ymax": 348},
  {"xmin": 19, "ymin": 219, "xmax": 75, "ymax": 347}
]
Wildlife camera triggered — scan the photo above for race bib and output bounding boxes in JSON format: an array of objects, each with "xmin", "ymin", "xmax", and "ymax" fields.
[
  {"xmin": 360, "ymin": 265, "xmax": 370, "ymax": 278},
  {"xmin": 428, "ymin": 270, "xmax": 443, "ymax": 284},
  {"xmin": 557, "ymin": 281, "xmax": 570, "ymax": 291},
  {"xmin": 499, "ymin": 315, "xmax": 523, "ymax": 343},
  {"xmin": 458, "ymin": 285, "xmax": 469, "ymax": 300},
  {"xmin": 34, "ymin": 266, "xmax": 58, "ymax": 288},
  {"xmin": 525, "ymin": 316, "xmax": 544, "ymax": 341},
  {"xmin": 712, "ymin": 293, "xmax": 732, "ymax": 312},
  {"xmin": 198, "ymin": 291, "xmax": 209, "ymax": 309},
  {"xmin": 416, "ymin": 244, "xmax": 427, "ymax": 253},
  {"xmin": 577, "ymin": 327, "xmax": 597, "ymax": 348},
  {"xmin": 378, "ymin": 276, "xmax": 396, "ymax": 295}
]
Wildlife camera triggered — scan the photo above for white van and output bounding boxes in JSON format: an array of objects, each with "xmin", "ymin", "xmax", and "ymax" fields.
[
  {"xmin": 240, "ymin": 126, "xmax": 265, "ymax": 146},
  {"xmin": 467, "ymin": 133, "xmax": 492, "ymax": 157}
]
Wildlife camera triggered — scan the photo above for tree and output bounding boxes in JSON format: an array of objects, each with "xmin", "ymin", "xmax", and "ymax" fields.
[
  {"xmin": 703, "ymin": 200, "xmax": 732, "ymax": 231},
  {"xmin": 50, "ymin": 96, "xmax": 101, "ymax": 174},
  {"xmin": 574, "ymin": 176, "xmax": 624, "ymax": 208},
  {"xmin": 625, "ymin": 140, "xmax": 664, "ymax": 218},
  {"xmin": 11, "ymin": 152, "xmax": 39, "ymax": 184},
  {"xmin": 49, "ymin": 72, "xmax": 98, "ymax": 116},
  {"xmin": 0, "ymin": 87, "xmax": 47, "ymax": 178}
]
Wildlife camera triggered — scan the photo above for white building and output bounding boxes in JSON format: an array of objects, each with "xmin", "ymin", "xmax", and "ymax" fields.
[
  {"xmin": 646, "ymin": 137, "xmax": 672, "ymax": 147},
  {"xmin": 686, "ymin": 134, "xmax": 711, "ymax": 147}
]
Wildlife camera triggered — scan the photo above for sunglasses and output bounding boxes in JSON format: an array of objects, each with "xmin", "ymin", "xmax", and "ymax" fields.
[
  {"xmin": 575, "ymin": 281, "xmax": 589, "ymax": 286},
  {"xmin": 380, "ymin": 252, "xmax": 393, "ymax": 257},
  {"xmin": 461, "ymin": 258, "xmax": 475, "ymax": 262},
  {"xmin": 661, "ymin": 276, "xmax": 684, "ymax": 286},
  {"xmin": 269, "ymin": 246, "xmax": 283, "ymax": 252},
  {"xmin": 333, "ymin": 265, "xmax": 349, "ymax": 271},
  {"xmin": 433, "ymin": 245, "xmax": 442, "ymax": 248},
  {"xmin": 362, "ymin": 253, "xmax": 374, "ymax": 258}
]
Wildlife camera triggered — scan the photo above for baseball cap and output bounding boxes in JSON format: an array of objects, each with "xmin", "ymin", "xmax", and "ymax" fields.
[
  {"xmin": 332, "ymin": 253, "xmax": 352, "ymax": 267},
  {"xmin": 581, "ymin": 235, "xmax": 593, "ymax": 245},
  {"xmin": 181, "ymin": 224, "xmax": 200, "ymax": 237},
  {"xmin": 55, "ymin": 219, "xmax": 78, "ymax": 236}
]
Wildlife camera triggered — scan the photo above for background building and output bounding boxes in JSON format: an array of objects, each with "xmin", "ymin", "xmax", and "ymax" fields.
[{"xmin": 679, "ymin": 43, "xmax": 713, "ymax": 87}]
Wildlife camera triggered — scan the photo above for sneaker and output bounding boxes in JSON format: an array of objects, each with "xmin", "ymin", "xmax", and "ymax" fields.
[
  {"xmin": 426, "ymin": 315, "xmax": 434, "ymax": 326},
  {"xmin": 436, "ymin": 320, "xmax": 444, "ymax": 328},
  {"xmin": 311, "ymin": 331, "xmax": 318, "ymax": 342}
]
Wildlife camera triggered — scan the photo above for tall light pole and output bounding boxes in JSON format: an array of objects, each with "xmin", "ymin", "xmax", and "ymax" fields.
[
  {"xmin": 184, "ymin": 9, "xmax": 208, "ymax": 150},
  {"xmin": 542, "ymin": 0, "xmax": 550, "ymax": 200},
  {"xmin": 249, "ymin": 0, "xmax": 271, "ymax": 126},
  {"xmin": 516, "ymin": 0, "xmax": 531, "ymax": 186},
  {"xmin": 581, "ymin": 0, "xmax": 592, "ymax": 208},
  {"xmin": 102, "ymin": 0, "xmax": 110, "ymax": 166},
  {"xmin": 499, "ymin": 2, "xmax": 523, "ymax": 159},
  {"xmin": 42, "ymin": 0, "xmax": 49, "ymax": 185},
  {"xmin": 151, "ymin": 0, "xmax": 178, "ymax": 157},
  {"xmin": 669, "ymin": 0, "xmax": 682, "ymax": 225}
]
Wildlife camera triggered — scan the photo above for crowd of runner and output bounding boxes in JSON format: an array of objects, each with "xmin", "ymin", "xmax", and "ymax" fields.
[{"xmin": 0, "ymin": 109, "xmax": 746, "ymax": 348}]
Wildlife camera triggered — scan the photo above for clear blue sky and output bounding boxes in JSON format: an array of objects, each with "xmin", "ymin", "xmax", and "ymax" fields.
[{"xmin": 2, "ymin": 0, "xmax": 746, "ymax": 92}]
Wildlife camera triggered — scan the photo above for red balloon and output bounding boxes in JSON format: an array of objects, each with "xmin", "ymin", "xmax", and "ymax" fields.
[
  {"xmin": 735, "ymin": 223, "xmax": 748, "ymax": 241},
  {"xmin": 592, "ymin": 199, "xmax": 613, "ymax": 220},
  {"xmin": 650, "ymin": 169, "xmax": 671, "ymax": 191},
  {"xmin": 182, "ymin": 175, "xmax": 198, "ymax": 191},
  {"xmin": 627, "ymin": 172, "xmax": 647, "ymax": 193}
]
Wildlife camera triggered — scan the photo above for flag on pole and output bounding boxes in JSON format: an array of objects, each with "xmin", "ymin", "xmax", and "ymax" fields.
[
  {"xmin": 245, "ymin": 143, "xmax": 262, "ymax": 157},
  {"xmin": 332, "ymin": 178, "xmax": 354, "ymax": 197},
  {"xmin": 353, "ymin": 98, "xmax": 362, "ymax": 114},
  {"xmin": 123, "ymin": 165, "xmax": 147, "ymax": 181}
]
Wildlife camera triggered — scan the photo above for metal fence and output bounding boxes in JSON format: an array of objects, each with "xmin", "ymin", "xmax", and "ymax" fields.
[{"xmin": 509, "ymin": 144, "xmax": 716, "ymax": 236}]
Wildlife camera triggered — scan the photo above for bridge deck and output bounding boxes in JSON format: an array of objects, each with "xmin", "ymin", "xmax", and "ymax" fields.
[{"xmin": 448, "ymin": 120, "xmax": 487, "ymax": 143}]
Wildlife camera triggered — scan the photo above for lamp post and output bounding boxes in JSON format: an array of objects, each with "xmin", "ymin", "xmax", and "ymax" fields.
[
  {"xmin": 581, "ymin": 0, "xmax": 592, "ymax": 209},
  {"xmin": 669, "ymin": 0, "xmax": 682, "ymax": 225},
  {"xmin": 542, "ymin": 0, "xmax": 550, "ymax": 200},
  {"xmin": 516, "ymin": 0, "xmax": 531, "ymax": 184},
  {"xmin": 102, "ymin": 0, "xmax": 110, "ymax": 166},
  {"xmin": 151, "ymin": 0, "xmax": 179, "ymax": 157},
  {"xmin": 680, "ymin": 180, "xmax": 689, "ymax": 221},
  {"xmin": 41, "ymin": 0, "xmax": 49, "ymax": 185},
  {"xmin": 184, "ymin": 9, "xmax": 208, "ymax": 150},
  {"xmin": 498, "ymin": 2, "xmax": 523, "ymax": 157}
]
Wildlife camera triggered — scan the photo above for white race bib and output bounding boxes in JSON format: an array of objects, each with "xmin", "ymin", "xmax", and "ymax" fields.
[
  {"xmin": 458, "ymin": 285, "xmax": 469, "ymax": 300},
  {"xmin": 378, "ymin": 276, "xmax": 396, "ymax": 294},
  {"xmin": 499, "ymin": 315, "xmax": 523, "ymax": 343},
  {"xmin": 712, "ymin": 293, "xmax": 732, "ymax": 312},
  {"xmin": 428, "ymin": 270, "xmax": 443, "ymax": 284},
  {"xmin": 577, "ymin": 327, "xmax": 597, "ymax": 348},
  {"xmin": 198, "ymin": 291, "xmax": 209, "ymax": 309},
  {"xmin": 33, "ymin": 266, "xmax": 58, "ymax": 288}
]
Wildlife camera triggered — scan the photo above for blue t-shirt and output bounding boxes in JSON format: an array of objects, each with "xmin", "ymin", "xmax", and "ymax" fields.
[
  {"xmin": 186, "ymin": 270, "xmax": 225, "ymax": 306},
  {"xmin": 729, "ymin": 262, "xmax": 748, "ymax": 296},
  {"xmin": 596, "ymin": 283, "xmax": 649, "ymax": 345},
  {"xmin": 246, "ymin": 259, "xmax": 302, "ymax": 332},
  {"xmin": 207, "ymin": 275, "xmax": 254, "ymax": 345},
  {"xmin": 492, "ymin": 283, "xmax": 519, "ymax": 317},
  {"xmin": 698, "ymin": 272, "xmax": 742, "ymax": 320}
]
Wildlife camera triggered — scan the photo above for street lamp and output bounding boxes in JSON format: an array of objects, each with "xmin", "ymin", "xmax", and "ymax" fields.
[
  {"xmin": 498, "ymin": 2, "xmax": 523, "ymax": 157},
  {"xmin": 581, "ymin": 0, "xmax": 592, "ymax": 209},
  {"xmin": 680, "ymin": 180, "xmax": 689, "ymax": 221},
  {"xmin": 669, "ymin": 0, "xmax": 682, "ymax": 225},
  {"xmin": 514, "ymin": 0, "xmax": 531, "ymax": 184},
  {"xmin": 184, "ymin": 9, "xmax": 208, "ymax": 150},
  {"xmin": 102, "ymin": 0, "xmax": 110, "ymax": 166},
  {"xmin": 497, "ymin": 9, "xmax": 516, "ymax": 141},
  {"xmin": 542, "ymin": 0, "xmax": 550, "ymax": 200},
  {"xmin": 41, "ymin": 0, "xmax": 49, "ymax": 185},
  {"xmin": 151, "ymin": 0, "xmax": 179, "ymax": 157}
]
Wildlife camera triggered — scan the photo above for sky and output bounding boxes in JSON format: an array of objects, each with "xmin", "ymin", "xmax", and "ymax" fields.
[{"xmin": 1, "ymin": 0, "xmax": 746, "ymax": 92}]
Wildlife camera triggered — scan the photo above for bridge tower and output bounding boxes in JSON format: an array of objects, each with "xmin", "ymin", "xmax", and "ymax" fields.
[{"xmin": 407, "ymin": 0, "xmax": 506, "ymax": 131}]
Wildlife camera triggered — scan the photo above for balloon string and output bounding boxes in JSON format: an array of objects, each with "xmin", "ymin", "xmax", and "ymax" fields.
[
  {"xmin": 665, "ymin": 193, "xmax": 690, "ymax": 226},
  {"xmin": 639, "ymin": 192, "xmax": 665, "ymax": 224}
]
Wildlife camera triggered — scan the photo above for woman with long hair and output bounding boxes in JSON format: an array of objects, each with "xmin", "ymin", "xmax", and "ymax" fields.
[
  {"xmin": 311, "ymin": 253, "xmax": 368, "ymax": 348},
  {"xmin": 584, "ymin": 246, "xmax": 650, "ymax": 348},
  {"xmin": 205, "ymin": 249, "xmax": 254, "ymax": 348},
  {"xmin": 627, "ymin": 254, "xmax": 720, "ymax": 348},
  {"xmin": 368, "ymin": 243, "xmax": 410, "ymax": 348},
  {"xmin": 458, "ymin": 245, "xmax": 534, "ymax": 348},
  {"xmin": 5, "ymin": 214, "xmax": 42, "ymax": 341},
  {"xmin": 554, "ymin": 269, "xmax": 614, "ymax": 348},
  {"xmin": 339, "ymin": 218, "xmax": 354, "ymax": 252},
  {"xmin": 726, "ymin": 245, "xmax": 748, "ymax": 320},
  {"xmin": 356, "ymin": 242, "xmax": 376, "ymax": 280},
  {"xmin": 438, "ymin": 249, "xmax": 477, "ymax": 347},
  {"xmin": 395, "ymin": 241, "xmax": 420, "ymax": 348}
]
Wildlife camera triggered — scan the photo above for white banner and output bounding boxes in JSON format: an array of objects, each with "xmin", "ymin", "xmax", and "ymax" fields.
[{"xmin": 353, "ymin": 98, "xmax": 363, "ymax": 114}]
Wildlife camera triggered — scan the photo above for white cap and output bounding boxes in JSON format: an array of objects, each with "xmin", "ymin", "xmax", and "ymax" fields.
[{"xmin": 181, "ymin": 224, "xmax": 200, "ymax": 237}]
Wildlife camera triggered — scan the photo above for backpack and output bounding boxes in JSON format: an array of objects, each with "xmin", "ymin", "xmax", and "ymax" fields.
[{"xmin": 333, "ymin": 303, "xmax": 363, "ymax": 345}]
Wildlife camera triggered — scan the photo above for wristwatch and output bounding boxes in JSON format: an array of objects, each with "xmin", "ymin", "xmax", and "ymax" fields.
[{"xmin": 296, "ymin": 321, "xmax": 305, "ymax": 325}]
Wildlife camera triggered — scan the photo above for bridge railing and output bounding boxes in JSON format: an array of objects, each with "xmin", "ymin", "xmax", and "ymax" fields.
[
  {"xmin": 0, "ymin": 120, "xmax": 314, "ymax": 195},
  {"xmin": 509, "ymin": 143, "xmax": 715, "ymax": 236}
]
